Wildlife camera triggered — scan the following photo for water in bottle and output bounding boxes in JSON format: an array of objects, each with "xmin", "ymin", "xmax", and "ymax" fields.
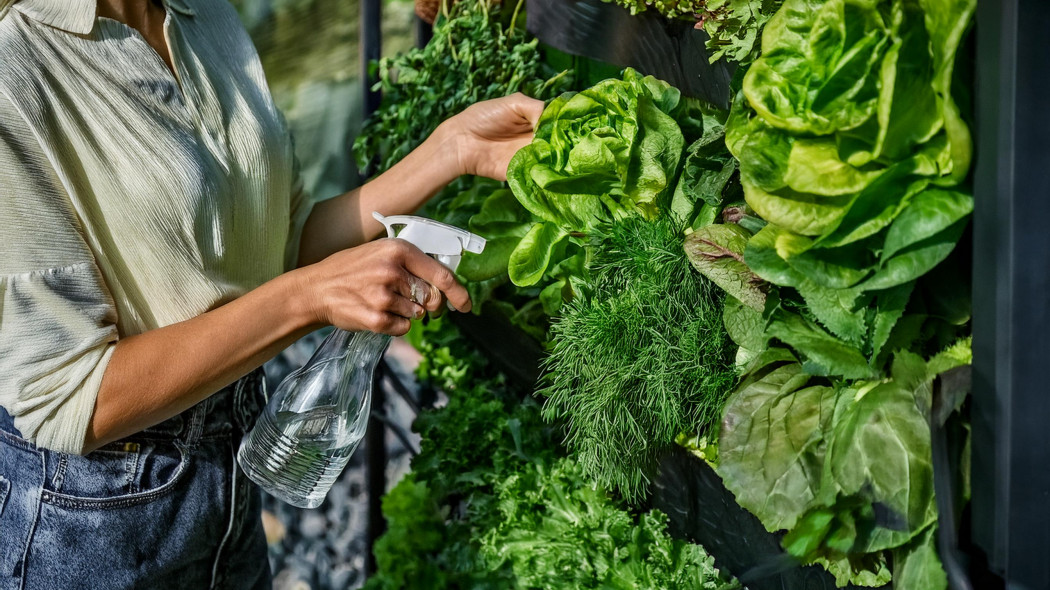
[{"xmin": 237, "ymin": 330, "xmax": 390, "ymax": 508}]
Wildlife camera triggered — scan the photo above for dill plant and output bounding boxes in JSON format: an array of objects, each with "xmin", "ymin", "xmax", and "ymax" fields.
[{"xmin": 540, "ymin": 216, "xmax": 736, "ymax": 503}]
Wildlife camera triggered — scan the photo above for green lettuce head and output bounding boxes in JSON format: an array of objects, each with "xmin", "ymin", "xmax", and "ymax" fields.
[
  {"xmin": 717, "ymin": 0, "xmax": 976, "ymax": 378},
  {"xmin": 728, "ymin": 0, "xmax": 975, "ymax": 239},
  {"xmin": 506, "ymin": 68, "xmax": 685, "ymax": 286}
]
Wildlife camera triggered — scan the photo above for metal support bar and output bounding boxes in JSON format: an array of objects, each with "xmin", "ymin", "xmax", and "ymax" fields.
[
  {"xmin": 361, "ymin": 0, "xmax": 384, "ymax": 577},
  {"xmin": 972, "ymin": 0, "xmax": 1050, "ymax": 587},
  {"xmin": 361, "ymin": 0, "xmax": 382, "ymax": 118},
  {"xmin": 364, "ymin": 359, "xmax": 387, "ymax": 577},
  {"xmin": 370, "ymin": 409, "xmax": 420, "ymax": 456}
]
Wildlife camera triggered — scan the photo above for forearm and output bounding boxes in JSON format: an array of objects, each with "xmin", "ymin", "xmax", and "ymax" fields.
[
  {"xmin": 297, "ymin": 121, "xmax": 464, "ymax": 266},
  {"xmin": 85, "ymin": 270, "xmax": 317, "ymax": 452}
]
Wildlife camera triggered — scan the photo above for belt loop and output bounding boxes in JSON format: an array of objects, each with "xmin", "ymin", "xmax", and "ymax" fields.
[
  {"xmin": 232, "ymin": 369, "xmax": 265, "ymax": 436},
  {"xmin": 184, "ymin": 400, "xmax": 206, "ymax": 446}
]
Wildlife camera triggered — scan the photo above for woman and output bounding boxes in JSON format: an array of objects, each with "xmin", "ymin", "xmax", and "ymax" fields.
[{"xmin": 0, "ymin": 0, "xmax": 542, "ymax": 585}]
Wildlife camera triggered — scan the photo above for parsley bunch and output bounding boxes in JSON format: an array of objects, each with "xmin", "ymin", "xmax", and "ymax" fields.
[{"xmin": 353, "ymin": 0, "xmax": 569, "ymax": 174}]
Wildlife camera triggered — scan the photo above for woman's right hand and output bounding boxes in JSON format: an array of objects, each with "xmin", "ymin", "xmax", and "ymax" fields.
[{"xmin": 295, "ymin": 238, "xmax": 472, "ymax": 336}]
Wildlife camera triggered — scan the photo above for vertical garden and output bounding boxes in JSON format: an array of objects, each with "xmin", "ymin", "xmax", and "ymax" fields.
[{"xmin": 254, "ymin": 0, "xmax": 981, "ymax": 587}]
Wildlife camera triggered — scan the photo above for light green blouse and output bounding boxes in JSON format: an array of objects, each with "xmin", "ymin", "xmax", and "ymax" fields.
[{"xmin": 0, "ymin": 0, "xmax": 311, "ymax": 453}]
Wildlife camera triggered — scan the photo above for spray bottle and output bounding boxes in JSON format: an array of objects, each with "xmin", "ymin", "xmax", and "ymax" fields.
[{"xmin": 237, "ymin": 212, "xmax": 486, "ymax": 508}]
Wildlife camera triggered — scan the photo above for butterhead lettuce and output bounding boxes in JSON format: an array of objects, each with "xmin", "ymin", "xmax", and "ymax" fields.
[{"xmin": 506, "ymin": 68, "xmax": 685, "ymax": 286}]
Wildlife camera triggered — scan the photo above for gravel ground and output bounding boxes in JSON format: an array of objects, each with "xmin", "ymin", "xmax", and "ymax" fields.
[{"xmin": 260, "ymin": 332, "xmax": 425, "ymax": 590}]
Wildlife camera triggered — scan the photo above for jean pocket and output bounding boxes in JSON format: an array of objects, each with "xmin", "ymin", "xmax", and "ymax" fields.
[{"xmin": 41, "ymin": 440, "xmax": 189, "ymax": 510}]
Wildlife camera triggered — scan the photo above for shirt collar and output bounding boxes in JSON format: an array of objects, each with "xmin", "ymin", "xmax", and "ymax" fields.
[{"xmin": 15, "ymin": 0, "xmax": 195, "ymax": 36}]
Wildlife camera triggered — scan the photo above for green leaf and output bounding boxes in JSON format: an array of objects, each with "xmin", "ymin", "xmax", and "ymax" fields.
[
  {"xmin": 766, "ymin": 311, "xmax": 875, "ymax": 379},
  {"xmin": 742, "ymin": 178, "xmax": 856, "ymax": 237},
  {"xmin": 508, "ymin": 222, "xmax": 568, "ymax": 286},
  {"xmin": 782, "ymin": 139, "xmax": 884, "ymax": 196},
  {"xmin": 926, "ymin": 336, "xmax": 972, "ymax": 377},
  {"xmin": 785, "ymin": 238, "xmax": 877, "ymax": 289},
  {"xmin": 717, "ymin": 362, "xmax": 839, "ymax": 531},
  {"xmin": 625, "ymin": 95, "xmax": 686, "ymax": 218},
  {"xmin": 723, "ymin": 296, "xmax": 767, "ymax": 351},
  {"xmin": 458, "ymin": 236, "xmax": 520, "ymax": 282},
  {"xmin": 922, "ymin": 0, "xmax": 978, "ymax": 185},
  {"xmin": 813, "ymin": 163, "xmax": 930, "ymax": 249},
  {"xmin": 891, "ymin": 525, "xmax": 948, "ymax": 590},
  {"xmin": 743, "ymin": 225, "xmax": 806, "ymax": 287},
  {"xmin": 782, "ymin": 506, "xmax": 837, "ymax": 558},
  {"xmin": 507, "ymin": 69, "xmax": 685, "ymax": 232},
  {"xmin": 691, "ymin": 202, "xmax": 722, "ymax": 230},
  {"xmin": 742, "ymin": 0, "xmax": 886, "ymax": 136},
  {"xmin": 468, "ymin": 188, "xmax": 532, "ymax": 235},
  {"xmin": 824, "ymin": 362, "xmax": 938, "ymax": 548},
  {"xmin": 684, "ymin": 224, "xmax": 767, "ymax": 311},
  {"xmin": 813, "ymin": 551, "xmax": 892, "ymax": 588},
  {"xmin": 670, "ymin": 128, "xmax": 737, "ymax": 225},
  {"xmin": 794, "ymin": 279, "xmax": 866, "ymax": 347},
  {"xmin": 881, "ymin": 188, "xmax": 973, "ymax": 261},
  {"xmin": 538, "ymin": 280, "xmax": 566, "ymax": 317},
  {"xmin": 869, "ymin": 282, "xmax": 916, "ymax": 362},
  {"xmin": 725, "ymin": 93, "xmax": 792, "ymax": 194},
  {"xmin": 858, "ymin": 217, "xmax": 969, "ymax": 291}
]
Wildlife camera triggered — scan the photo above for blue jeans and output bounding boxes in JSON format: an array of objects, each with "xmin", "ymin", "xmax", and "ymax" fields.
[{"xmin": 0, "ymin": 370, "xmax": 272, "ymax": 590}]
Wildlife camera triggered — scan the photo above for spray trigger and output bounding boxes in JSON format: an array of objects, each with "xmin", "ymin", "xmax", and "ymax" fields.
[{"xmin": 373, "ymin": 211, "xmax": 486, "ymax": 272}]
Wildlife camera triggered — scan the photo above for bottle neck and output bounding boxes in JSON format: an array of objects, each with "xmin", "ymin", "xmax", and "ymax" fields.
[
  {"xmin": 346, "ymin": 330, "xmax": 393, "ymax": 366},
  {"xmin": 312, "ymin": 329, "xmax": 392, "ymax": 367}
]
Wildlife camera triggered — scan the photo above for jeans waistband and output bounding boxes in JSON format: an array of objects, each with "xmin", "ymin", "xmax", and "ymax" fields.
[{"xmin": 0, "ymin": 368, "xmax": 268, "ymax": 447}]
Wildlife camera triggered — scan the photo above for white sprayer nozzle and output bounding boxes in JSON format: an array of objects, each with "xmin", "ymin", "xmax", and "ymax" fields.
[{"xmin": 373, "ymin": 212, "xmax": 486, "ymax": 272}]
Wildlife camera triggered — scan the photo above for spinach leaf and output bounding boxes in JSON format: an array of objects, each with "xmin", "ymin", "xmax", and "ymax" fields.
[{"xmin": 717, "ymin": 363, "xmax": 837, "ymax": 531}]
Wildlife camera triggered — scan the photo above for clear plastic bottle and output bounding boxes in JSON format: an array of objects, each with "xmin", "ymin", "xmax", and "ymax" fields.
[
  {"xmin": 237, "ymin": 329, "xmax": 390, "ymax": 508},
  {"xmin": 237, "ymin": 212, "xmax": 485, "ymax": 508}
]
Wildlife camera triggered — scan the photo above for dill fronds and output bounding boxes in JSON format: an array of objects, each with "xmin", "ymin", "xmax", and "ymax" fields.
[{"xmin": 540, "ymin": 216, "xmax": 736, "ymax": 503}]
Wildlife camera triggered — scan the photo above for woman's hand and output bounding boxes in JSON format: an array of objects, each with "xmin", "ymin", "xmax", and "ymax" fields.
[
  {"xmin": 297, "ymin": 238, "xmax": 472, "ymax": 336},
  {"xmin": 298, "ymin": 93, "xmax": 543, "ymax": 266},
  {"xmin": 444, "ymin": 93, "xmax": 544, "ymax": 181}
]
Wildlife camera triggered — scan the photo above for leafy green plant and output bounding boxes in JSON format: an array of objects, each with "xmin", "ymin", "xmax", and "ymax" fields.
[
  {"xmin": 717, "ymin": 0, "xmax": 976, "ymax": 380},
  {"xmin": 366, "ymin": 317, "xmax": 736, "ymax": 590},
  {"xmin": 506, "ymin": 68, "xmax": 686, "ymax": 286},
  {"xmin": 598, "ymin": 0, "xmax": 784, "ymax": 64},
  {"xmin": 483, "ymin": 457, "xmax": 735, "ymax": 590},
  {"xmin": 540, "ymin": 216, "xmax": 736, "ymax": 503},
  {"xmin": 673, "ymin": 0, "xmax": 980, "ymax": 586},
  {"xmin": 353, "ymin": 0, "xmax": 570, "ymax": 173},
  {"xmin": 716, "ymin": 340, "xmax": 971, "ymax": 588}
]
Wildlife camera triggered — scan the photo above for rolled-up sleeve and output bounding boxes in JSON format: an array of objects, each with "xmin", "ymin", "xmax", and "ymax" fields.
[{"xmin": 0, "ymin": 94, "xmax": 118, "ymax": 454}]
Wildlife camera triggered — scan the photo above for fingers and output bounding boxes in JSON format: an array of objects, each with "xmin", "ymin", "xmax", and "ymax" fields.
[
  {"xmin": 393, "ymin": 240, "xmax": 473, "ymax": 313},
  {"xmin": 396, "ymin": 274, "xmax": 445, "ymax": 313},
  {"xmin": 506, "ymin": 92, "xmax": 544, "ymax": 129},
  {"xmin": 367, "ymin": 311, "xmax": 412, "ymax": 337},
  {"xmin": 390, "ymin": 287, "xmax": 428, "ymax": 320}
]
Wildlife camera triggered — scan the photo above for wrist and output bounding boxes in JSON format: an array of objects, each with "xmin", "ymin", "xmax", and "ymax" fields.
[
  {"xmin": 277, "ymin": 266, "xmax": 325, "ymax": 332},
  {"xmin": 433, "ymin": 116, "xmax": 471, "ymax": 178}
]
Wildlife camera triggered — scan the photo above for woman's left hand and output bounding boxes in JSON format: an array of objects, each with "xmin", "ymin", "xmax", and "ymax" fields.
[{"xmin": 445, "ymin": 93, "xmax": 544, "ymax": 181}]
